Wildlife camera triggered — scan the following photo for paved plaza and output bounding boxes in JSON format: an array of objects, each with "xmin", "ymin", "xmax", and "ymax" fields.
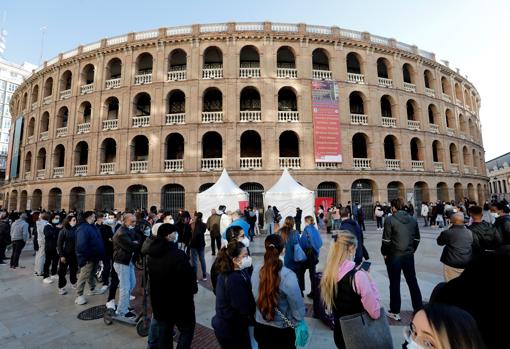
[{"xmin": 0, "ymin": 221, "xmax": 445, "ymax": 349}]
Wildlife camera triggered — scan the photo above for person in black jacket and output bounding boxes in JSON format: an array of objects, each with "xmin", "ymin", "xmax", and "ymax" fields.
[
  {"xmin": 492, "ymin": 202, "xmax": 510, "ymax": 250},
  {"xmin": 177, "ymin": 211, "xmax": 192, "ymax": 256},
  {"xmin": 142, "ymin": 223, "xmax": 197, "ymax": 349},
  {"xmin": 190, "ymin": 212, "xmax": 207, "ymax": 281},
  {"xmin": 468, "ymin": 205, "xmax": 501, "ymax": 258},
  {"xmin": 42, "ymin": 213, "xmax": 62, "ymax": 284},
  {"xmin": 339, "ymin": 207, "xmax": 368, "ymax": 265},
  {"xmin": 0, "ymin": 212, "xmax": 11, "ymax": 264},
  {"xmin": 212, "ymin": 240, "xmax": 255, "ymax": 349},
  {"xmin": 113, "ymin": 213, "xmax": 139, "ymax": 320},
  {"xmin": 56, "ymin": 214, "xmax": 78, "ymax": 294},
  {"xmin": 96, "ymin": 213, "xmax": 114, "ymax": 288},
  {"xmin": 381, "ymin": 198, "xmax": 423, "ymax": 321}
]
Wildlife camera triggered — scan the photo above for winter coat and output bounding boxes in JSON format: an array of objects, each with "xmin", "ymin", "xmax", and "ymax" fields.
[
  {"xmin": 340, "ymin": 218, "xmax": 366, "ymax": 264},
  {"xmin": 97, "ymin": 223, "xmax": 114, "ymax": 257},
  {"xmin": 10, "ymin": 218, "xmax": 29, "ymax": 242},
  {"xmin": 0, "ymin": 219, "xmax": 11, "ymax": 245},
  {"xmin": 494, "ymin": 215, "xmax": 510, "ymax": 245},
  {"xmin": 206, "ymin": 214, "xmax": 221, "ymax": 238},
  {"xmin": 283, "ymin": 230, "xmax": 303, "ymax": 273},
  {"xmin": 437, "ymin": 225, "xmax": 473, "ymax": 269},
  {"xmin": 381, "ymin": 210, "xmax": 420, "ymax": 257},
  {"xmin": 468, "ymin": 221, "xmax": 502, "ymax": 257},
  {"xmin": 57, "ymin": 226, "xmax": 77, "ymax": 256},
  {"xmin": 264, "ymin": 209, "xmax": 274, "ymax": 224},
  {"xmin": 190, "ymin": 220, "xmax": 206, "ymax": 249},
  {"xmin": 76, "ymin": 222, "xmax": 105, "ymax": 267},
  {"xmin": 113, "ymin": 226, "xmax": 138, "ymax": 265},
  {"xmin": 299, "ymin": 224, "xmax": 323, "ymax": 256},
  {"xmin": 142, "ymin": 238, "xmax": 197, "ymax": 323},
  {"xmin": 44, "ymin": 224, "xmax": 60, "ymax": 253}
]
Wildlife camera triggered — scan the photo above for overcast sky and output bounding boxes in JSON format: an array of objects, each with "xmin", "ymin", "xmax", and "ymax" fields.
[{"xmin": 1, "ymin": 0, "xmax": 508, "ymax": 160}]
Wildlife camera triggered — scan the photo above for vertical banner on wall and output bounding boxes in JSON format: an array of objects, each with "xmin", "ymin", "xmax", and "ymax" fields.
[
  {"xmin": 9, "ymin": 116, "xmax": 24, "ymax": 180},
  {"xmin": 311, "ymin": 80, "xmax": 342, "ymax": 163}
]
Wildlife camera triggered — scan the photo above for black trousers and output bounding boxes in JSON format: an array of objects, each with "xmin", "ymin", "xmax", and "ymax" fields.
[
  {"xmin": 10, "ymin": 240, "xmax": 25, "ymax": 267},
  {"xmin": 101, "ymin": 256, "xmax": 113, "ymax": 286},
  {"xmin": 210, "ymin": 235, "xmax": 221, "ymax": 255},
  {"xmin": 43, "ymin": 248, "xmax": 59, "ymax": 278},
  {"xmin": 58, "ymin": 254, "xmax": 78, "ymax": 288},
  {"xmin": 0, "ymin": 240, "xmax": 7, "ymax": 259},
  {"xmin": 254, "ymin": 322, "xmax": 295, "ymax": 349},
  {"xmin": 157, "ymin": 315, "xmax": 195, "ymax": 349},
  {"xmin": 107, "ymin": 264, "xmax": 120, "ymax": 302},
  {"xmin": 376, "ymin": 217, "xmax": 383, "ymax": 228},
  {"xmin": 385, "ymin": 254, "xmax": 423, "ymax": 313}
]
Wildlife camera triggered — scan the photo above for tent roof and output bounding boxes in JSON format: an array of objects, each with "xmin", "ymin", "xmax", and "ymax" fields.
[
  {"xmin": 265, "ymin": 169, "xmax": 313, "ymax": 194},
  {"xmin": 199, "ymin": 169, "xmax": 246, "ymax": 196}
]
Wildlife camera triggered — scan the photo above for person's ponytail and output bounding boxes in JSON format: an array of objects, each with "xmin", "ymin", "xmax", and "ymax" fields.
[
  {"xmin": 257, "ymin": 234, "xmax": 284, "ymax": 321},
  {"xmin": 215, "ymin": 240, "xmax": 244, "ymax": 274}
]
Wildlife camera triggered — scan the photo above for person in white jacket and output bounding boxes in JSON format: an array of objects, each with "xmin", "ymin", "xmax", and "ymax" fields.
[
  {"xmin": 421, "ymin": 202, "xmax": 430, "ymax": 227},
  {"xmin": 34, "ymin": 213, "xmax": 50, "ymax": 276},
  {"xmin": 218, "ymin": 206, "xmax": 232, "ymax": 247}
]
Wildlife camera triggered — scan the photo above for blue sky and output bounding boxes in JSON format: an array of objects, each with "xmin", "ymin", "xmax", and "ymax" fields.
[{"xmin": 1, "ymin": 0, "xmax": 508, "ymax": 159}]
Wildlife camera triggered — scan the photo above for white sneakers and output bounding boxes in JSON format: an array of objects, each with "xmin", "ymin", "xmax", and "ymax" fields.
[
  {"xmin": 87, "ymin": 285, "xmax": 108, "ymax": 296},
  {"xmin": 58, "ymin": 288, "xmax": 67, "ymax": 295},
  {"xmin": 129, "ymin": 295, "xmax": 136, "ymax": 301},
  {"xmin": 106, "ymin": 299, "xmax": 116, "ymax": 310},
  {"xmin": 386, "ymin": 311, "xmax": 401, "ymax": 321},
  {"xmin": 43, "ymin": 277, "xmax": 54, "ymax": 284},
  {"xmin": 50, "ymin": 274, "xmax": 58, "ymax": 280},
  {"xmin": 75, "ymin": 295, "xmax": 87, "ymax": 305}
]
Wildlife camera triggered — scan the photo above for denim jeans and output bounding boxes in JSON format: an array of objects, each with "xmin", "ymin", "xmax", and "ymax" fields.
[
  {"xmin": 265, "ymin": 223, "xmax": 274, "ymax": 235},
  {"xmin": 190, "ymin": 247, "xmax": 207, "ymax": 279},
  {"xmin": 147, "ymin": 316, "xmax": 159, "ymax": 349},
  {"xmin": 114, "ymin": 262, "xmax": 136, "ymax": 315},
  {"xmin": 385, "ymin": 254, "xmax": 423, "ymax": 313}
]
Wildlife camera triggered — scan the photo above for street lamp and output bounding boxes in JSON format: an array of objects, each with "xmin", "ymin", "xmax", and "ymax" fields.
[{"xmin": 356, "ymin": 182, "xmax": 363, "ymax": 206}]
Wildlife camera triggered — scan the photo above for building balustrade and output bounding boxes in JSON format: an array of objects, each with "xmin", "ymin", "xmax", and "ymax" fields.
[
  {"xmin": 429, "ymin": 124, "xmax": 439, "ymax": 133},
  {"xmin": 100, "ymin": 163, "xmax": 115, "ymax": 175},
  {"xmin": 43, "ymin": 96, "xmax": 52, "ymax": 104},
  {"xmin": 202, "ymin": 66, "xmax": 223, "ymax": 79},
  {"xmin": 132, "ymin": 115, "xmax": 150, "ymax": 127},
  {"xmin": 450, "ymin": 164, "xmax": 459, "ymax": 173},
  {"xmin": 446, "ymin": 128, "xmax": 455, "ymax": 136},
  {"xmin": 353, "ymin": 158, "xmax": 371, "ymax": 169},
  {"xmin": 316, "ymin": 162, "xmax": 339, "ymax": 169},
  {"xmin": 167, "ymin": 69, "xmax": 187, "ymax": 81},
  {"xmin": 134, "ymin": 72, "xmax": 152, "ymax": 85},
  {"xmin": 279, "ymin": 157, "xmax": 300, "ymax": 169},
  {"xmin": 36, "ymin": 169, "xmax": 46, "ymax": 179},
  {"xmin": 74, "ymin": 165, "xmax": 88, "ymax": 176},
  {"xmin": 27, "ymin": 135, "xmax": 34, "ymax": 143},
  {"xmin": 165, "ymin": 113, "xmax": 185, "ymax": 125},
  {"xmin": 277, "ymin": 111, "xmax": 299, "ymax": 122},
  {"xmin": 56, "ymin": 127, "xmax": 68, "ymax": 137},
  {"xmin": 350, "ymin": 113, "xmax": 368, "ymax": 125},
  {"xmin": 381, "ymin": 117, "xmax": 396, "ymax": 127},
  {"xmin": 40, "ymin": 131, "xmax": 49, "ymax": 141},
  {"xmin": 201, "ymin": 111, "xmax": 223, "ymax": 123},
  {"xmin": 31, "ymin": 102, "xmax": 38, "ymax": 110},
  {"xmin": 53, "ymin": 167, "xmax": 64, "ymax": 178},
  {"xmin": 80, "ymin": 84, "xmax": 94, "ymax": 94},
  {"xmin": 240, "ymin": 157, "xmax": 262, "ymax": 169},
  {"xmin": 434, "ymin": 162, "xmax": 444, "ymax": 172},
  {"xmin": 312, "ymin": 70, "xmax": 332, "ymax": 80},
  {"xmin": 407, "ymin": 120, "xmax": 421, "ymax": 130},
  {"xmin": 164, "ymin": 159, "xmax": 184, "ymax": 172},
  {"xmin": 425, "ymin": 88, "xmax": 435, "ymax": 97},
  {"xmin": 130, "ymin": 160, "xmax": 148, "ymax": 173},
  {"xmin": 105, "ymin": 78, "xmax": 121, "ymax": 89},
  {"xmin": 201, "ymin": 158, "xmax": 223, "ymax": 171},
  {"xmin": 403, "ymin": 82, "xmax": 416, "ymax": 93},
  {"xmin": 411, "ymin": 160, "xmax": 424, "ymax": 171},
  {"xmin": 378, "ymin": 77, "xmax": 393, "ymax": 88},
  {"xmin": 60, "ymin": 89, "xmax": 71, "ymax": 99},
  {"xmin": 385, "ymin": 159, "xmax": 400, "ymax": 170},
  {"xmin": 276, "ymin": 67, "xmax": 297, "ymax": 78},
  {"xmin": 102, "ymin": 119, "xmax": 118, "ymax": 130},
  {"xmin": 347, "ymin": 73, "xmax": 365, "ymax": 83},
  {"xmin": 239, "ymin": 67, "xmax": 261, "ymax": 78},
  {"xmin": 77, "ymin": 122, "xmax": 91, "ymax": 133},
  {"xmin": 240, "ymin": 111, "xmax": 261, "ymax": 122},
  {"xmin": 442, "ymin": 93, "xmax": 451, "ymax": 102},
  {"xmin": 24, "ymin": 171, "xmax": 32, "ymax": 180}
]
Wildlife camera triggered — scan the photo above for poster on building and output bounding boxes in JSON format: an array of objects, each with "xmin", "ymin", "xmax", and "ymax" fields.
[
  {"xmin": 9, "ymin": 116, "xmax": 23, "ymax": 180},
  {"xmin": 311, "ymin": 80, "xmax": 342, "ymax": 163}
]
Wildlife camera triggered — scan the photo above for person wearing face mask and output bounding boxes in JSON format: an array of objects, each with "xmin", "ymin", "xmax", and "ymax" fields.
[
  {"xmin": 96, "ymin": 213, "xmax": 114, "ymax": 292},
  {"xmin": 190, "ymin": 212, "xmax": 208, "ymax": 282},
  {"xmin": 56, "ymin": 214, "xmax": 78, "ymax": 295},
  {"xmin": 42, "ymin": 213, "xmax": 62, "ymax": 284},
  {"xmin": 212, "ymin": 240, "xmax": 255, "ymax": 349},
  {"xmin": 403, "ymin": 303, "xmax": 486, "ymax": 349},
  {"xmin": 75, "ymin": 211, "xmax": 106, "ymax": 305},
  {"xmin": 321, "ymin": 231, "xmax": 381, "ymax": 349},
  {"xmin": 112, "ymin": 213, "xmax": 140, "ymax": 320},
  {"xmin": 142, "ymin": 223, "xmax": 197, "ymax": 349}
]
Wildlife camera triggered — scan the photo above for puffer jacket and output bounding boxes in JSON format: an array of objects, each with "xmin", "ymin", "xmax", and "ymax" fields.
[
  {"xmin": 76, "ymin": 222, "xmax": 105, "ymax": 267},
  {"xmin": 57, "ymin": 225, "xmax": 77, "ymax": 257},
  {"xmin": 113, "ymin": 226, "xmax": 138, "ymax": 265},
  {"xmin": 437, "ymin": 225, "xmax": 473, "ymax": 269},
  {"xmin": 381, "ymin": 210, "xmax": 420, "ymax": 257},
  {"xmin": 468, "ymin": 221, "xmax": 502, "ymax": 257},
  {"xmin": 494, "ymin": 215, "xmax": 510, "ymax": 245}
]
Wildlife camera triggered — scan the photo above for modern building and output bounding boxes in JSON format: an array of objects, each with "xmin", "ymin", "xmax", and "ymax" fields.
[
  {"xmin": 1, "ymin": 22, "xmax": 489, "ymax": 214},
  {"xmin": 487, "ymin": 152, "xmax": 510, "ymax": 201},
  {"xmin": 0, "ymin": 58, "xmax": 36, "ymax": 180}
]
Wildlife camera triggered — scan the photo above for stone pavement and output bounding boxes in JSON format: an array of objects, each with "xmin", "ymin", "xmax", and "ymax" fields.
[{"xmin": 0, "ymin": 221, "xmax": 444, "ymax": 349}]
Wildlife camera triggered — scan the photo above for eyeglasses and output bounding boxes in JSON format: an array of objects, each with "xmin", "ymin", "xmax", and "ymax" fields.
[{"xmin": 403, "ymin": 324, "xmax": 436, "ymax": 349}]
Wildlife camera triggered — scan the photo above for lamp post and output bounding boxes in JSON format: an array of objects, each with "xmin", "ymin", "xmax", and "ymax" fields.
[{"xmin": 356, "ymin": 182, "xmax": 363, "ymax": 206}]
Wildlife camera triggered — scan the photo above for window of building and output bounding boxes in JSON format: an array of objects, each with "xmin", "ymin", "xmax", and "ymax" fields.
[{"xmin": 7, "ymin": 83, "xmax": 17, "ymax": 92}]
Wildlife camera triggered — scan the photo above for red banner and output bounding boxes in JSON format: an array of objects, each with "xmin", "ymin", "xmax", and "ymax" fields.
[
  {"xmin": 311, "ymin": 80, "xmax": 342, "ymax": 163},
  {"xmin": 315, "ymin": 197, "xmax": 333, "ymax": 213}
]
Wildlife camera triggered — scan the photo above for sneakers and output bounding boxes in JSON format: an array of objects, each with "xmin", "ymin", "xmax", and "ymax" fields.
[
  {"xmin": 202, "ymin": 277, "xmax": 208, "ymax": 281},
  {"xmin": 87, "ymin": 285, "xmax": 108, "ymax": 296},
  {"xmin": 129, "ymin": 295, "xmax": 136, "ymax": 301},
  {"xmin": 386, "ymin": 311, "xmax": 401, "ymax": 321},
  {"xmin": 43, "ymin": 277, "xmax": 54, "ymax": 284},
  {"xmin": 75, "ymin": 296, "xmax": 87, "ymax": 305},
  {"xmin": 106, "ymin": 299, "xmax": 116, "ymax": 310},
  {"xmin": 58, "ymin": 288, "xmax": 67, "ymax": 295},
  {"xmin": 50, "ymin": 274, "xmax": 58, "ymax": 280},
  {"xmin": 123, "ymin": 311, "xmax": 137, "ymax": 320}
]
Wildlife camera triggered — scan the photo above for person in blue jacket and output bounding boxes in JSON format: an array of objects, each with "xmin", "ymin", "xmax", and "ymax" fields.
[
  {"xmin": 279, "ymin": 216, "xmax": 306, "ymax": 293},
  {"xmin": 299, "ymin": 215, "xmax": 323, "ymax": 298},
  {"xmin": 224, "ymin": 209, "xmax": 250, "ymax": 239},
  {"xmin": 75, "ymin": 211, "xmax": 106, "ymax": 305},
  {"xmin": 339, "ymin": 207, "xmax": 369, "ymax": 265}
]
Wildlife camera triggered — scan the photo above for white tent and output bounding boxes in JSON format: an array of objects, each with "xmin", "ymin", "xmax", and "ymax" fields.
[
  {"xmin": 196, "ymin": 169, "xmax": 249, "ymax": 222},
  {"xmin": 264, "ymin": 169, "xmax": 315, "ymax": 228}
]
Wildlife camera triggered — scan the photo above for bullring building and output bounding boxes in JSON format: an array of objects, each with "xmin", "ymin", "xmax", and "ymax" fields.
[{"xmin": 1, "ymin": 22, "xmax": 488, "ymax": 216}]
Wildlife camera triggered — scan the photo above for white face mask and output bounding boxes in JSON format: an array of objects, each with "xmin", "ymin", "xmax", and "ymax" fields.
[
  {"xmin": 403, "ymin": 337, "xmax": 425, "ymax": 349},
  {"xmin": 239, "ymin": 256, "xmax": 252, "ymax": 270},
  {"xmin": 491, "ymin": 212, "xmax": 499, "ymax": 219},
  {"xmin": 241, "ymin": 237, "xmax": 250, "ymax": 248}
]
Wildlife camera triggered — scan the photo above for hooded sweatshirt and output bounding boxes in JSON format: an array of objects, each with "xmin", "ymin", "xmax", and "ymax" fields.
[{"xmin": 381, "ymin": 210, "xmax": 420, "ymax": 257}]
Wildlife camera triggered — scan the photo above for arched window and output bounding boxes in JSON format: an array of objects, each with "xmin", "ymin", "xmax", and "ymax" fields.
[
  {"xmin": 165, "ymin": 133, "xmax": 184, "ymax": 160},
  {"xmin": 432, "ymin": 140, "xmax": 444, "ymax": 163},
  {"xmin": 48, "ymin": 188, "xmax": 62, "ymax": 211},
  {"xmin": 352, "ymin": 133, "xmax": 368, "ymax": 158},
  {"xmin": 9, "ymin": 190, "xmax": 18, "ymax": 211},
  {"xmin": 53, "ymin": 144, "xmax": 65, "ymax": 168},
  {"xmin": 199, "ymin": 183, "xmax": 215, "ymax": 193},
  {"xmin": 240, "ymin": 130, "xmax": 262, "ymax": 160},
  {"xmin": 413, "ymin": 182, "xmax": 430, "ymax": 209},
  {"xmin": 277, "ymin": 46, "xmax": 295, "ymax": 69},
  {"xmin": 351, "ymin": 179, "xmax": 376, "ymax": 217},
  {"xmin": 105, "ymin": 57, "xmax": 122, "ymax": 80},
  {"xmin": 428, "ymin": 104, "xmax": 439, "ymax": 125},
  {"xmin": 24, "ymin": 152, "xmax": 32, "ymax": 173},
  {"xmin": 402, "ymin": 63, "xmax": 415, "ymax": 84},
  {"xmin": 104, "ymin": 97, "xmax": 119, "ymax": 120},
  {"xmin": 168, "ymin": 49, "xmax": 187, "ymax": 80},
  {"xmin": 387, "ymin": 181, "xmax": 405, "ymax": 202},
  {"xmin": 56, "ymin": 107, "xmax": 69, "ymax": 128},
  {"xmin": 377, "ymin": 58, "xmax": 391, "ymax": 79},
  {"xmin": 279, "ymin": 131, "xmax": 299, "ymax": 158},
  {"xmin": 136, "ymin": 53, "xmax": 153, "ymax": 75},
  {"xmin": 31, "ymin": 85, "xmax": 39, "ymax": 103},
  {"xmin": 203, "ymin": 88, "xmax": 223, "ymax": 113},
  {"xmin": 78, "ymin": 101, "xmax": 92, "ymax": 125},
  {"xmin": 240, "ymin": 46, "xmax": 260, "ymax": 70},
  {"xmin": 202, "ymin": 131, "xmax": 223, "ymax": 159},
  {"xmin": 96, "ymin": 186, "xmax": 115, "ymax": 211},
  {"xmin": 69, "ymin": 187, "xmax": 86, "ymax": 211},
  {"xmin": 406, "ymin": 100, "xmax": 417, "ymax": 120},
  {"xmin": 32, "ymin": 189, "xmax": 42, "ymax": 210},
  {"xmin": 22, "ymin": 92, "xmax": 28, "ymax": 110},
  {"xmin": 459, "ymin": 114, "xmax": 467, "ymax": 133},
  {"xmin": 133, "ymin": 92, "xmax": 151, "ymax": 116},
  {"xmin": 240, "ymin": 87, "xmax": 261, "ymax": 111},
  {"xmin": 346, "ymin": 52, "xmax": 362, "ymax": 74},
  {"xmin": 167, "ymin": 90, "xmax": 185, "ymax": 114},
  {"xmin": 126, "ymin": 185, "xmax": 148, "ymax": 211},
  {"xmin": 81, "ymin": 64, "xmax": 95, "ymax": 85},
  {"xmin": 349, "ymin": 91, "xmax": 365, "ymax": 115},
  {"xmin": 100, "ymin": 138, "xmax": 117, "ymax": 164},
  {"xmin": 40, "ymin": 112, "xmax": 49, "ymax": 135},
  {"xmin": 423, "ymin": 70, "xmax": 434, "ymax": 89},
  {"xmin": 380, "ymin": 95, "xmax": 393, "ymax": 118},
  {"xmin": 410, "ymin": 138, "xmax": 423, "ymax": 161},
  {"xmin": 240, "ymin": 183, "xmax": 265, "ymax": 209},
  {"xmin": 455, "ymin": 83, "xmax": 463, "ymax": 102},
  {"xmin": 278, "ymin": 87, "xmax": 297, "ymax": 111},
  {"xmin": 437, "ymin": 182, "xmax": 449, "ymax": 202},
  {"xmin": 384, "ymin": 135, "xmax": 399, "ymax": 160},
  {"xmin": 37, "ymin": 148, "xmax": 46, "ymax": 170},
  {"xmin": 130, "ymin": 135, "xmax": 149, "ymax": 161},
  {"xmin": 74, "ymin": 141, "xmax": 89, "ymax": 166},
  {"xmin": 43, "ymin": 77, "xmax": 53, "ymax": 97},
  {"xmin": 203, "ymin": 46, "xmax": 223, "ymax": 78},
  {"xmin": 441, "ymin": 77, "xmax": 451, "ymax": 96},
  {"xmin": 312, "ymin": 48, "xmax": 330, "ymax": 71},
  {"xmin": 445, "ymin": 109, "xmax": 455, "ymax": 129},
  {"xmin": 60, "ymin": 70, "xmax": 72, "ymax": 91},
  {"xmin": 161, "ymin": 184, "xmax": 185, "ymax": 216},
  {"xmin": 449, "ymin": 143, "xmax": 459, "ymax": 164},
  {"xmin": 454, "ymin": 183, "xmax": 464, "ymax": 202},
  {"xmin": 463, "ymin": 146, "xmax": 471, "ymax": 166},
  {"xmin": 317, "ymin": 182, "xmax": 338, "ymax": 203},
  {"xmin": 27, "ymin": 118, "xmax": 35, "ymax": 136}
]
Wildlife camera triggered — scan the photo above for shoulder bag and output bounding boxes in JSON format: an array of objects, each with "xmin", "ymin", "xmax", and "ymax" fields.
[
  {"xmin": 293, "ymin": 233, "xmax": 307, "ymax": 263},
  {"xmin": 275, "ymin": 307, "xmax": 309, "ymax": 347}
]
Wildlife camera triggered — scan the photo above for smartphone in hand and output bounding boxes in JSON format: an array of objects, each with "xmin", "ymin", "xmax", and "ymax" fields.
[{"xmin": 360, "ymin": 261, "xmax": 371, "ymax": 271}]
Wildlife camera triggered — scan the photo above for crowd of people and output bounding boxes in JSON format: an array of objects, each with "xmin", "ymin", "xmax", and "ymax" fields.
[{"xmin": 0, "ymin": 196, "xmax": 508, "ymax": 349}]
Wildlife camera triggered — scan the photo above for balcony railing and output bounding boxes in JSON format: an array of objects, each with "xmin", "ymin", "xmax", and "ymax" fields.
[
  {"xmin": 347, "ymin": 73, "xmax": 365, "ymax": 83},
  {"xmin": 80, "ymin": 84, "xmax": 94, "ymax": 94},
  {"xmin": 56, "ymin": 127, "xmax": 68, "ymax": 137},
  {"xmin": 27, "ymin": 135, "xmax": 34, "ymax": 144},
  {"xmin": 350, "ymin": 113, "xmax": 368, "ymax": 125},
  {"xmin": 165, "ymin": 113, "xmax": 185, "ymax": 125},
  {"xmin": 60, "ymin": 89, "xmax": 71, "ymax": 99},
  {"xmin": 403, "ymin": 82, "xmax": 416, "ymax": 93},
  {"xmin": 202, "ymin": 67, "xmax": 223, "ymax": 79},
  {"xmin": 407, "ymin": 120, "xmax": 420, "ymax": 130},
  {"xmin": 240, "ymin": 67, "xmax": 261, "ymax": 78},
  {"xmin": 167, "ymin": 69, "xmax": 187, "ymax": 81},
  {"xmin": 446, "ymin": 128, "xmax": 455, "ymax": 136},
  {"xmin": 464, "ymin": 167, "xmax": 470, "ymax": 174},
  {"xmin": 102, "ymin": 119, "xmax": 118, "ymax": 130},
  {"xmin": 31, "ymin": 102, "xmax": 38, "ymax": 110},
  {"xmin": 40, "ymin": 131, "xmax": 49, "ymax": 141},
  {"xmin": 277, "ymin": 67, "xmax": 297, "ymax": 78},
  {"xmin": 312, "ymin": 70, "xmax": 332, "ymax": 80},
  {"xmin": 279, "ymin": 157, "xmax": 301, "ymax": 169},
  {"xmin": 100, "ymin": 163, "xmax": 116, "ymax": 175},
  {"xmin": 36, "ymin": 169, "xmax": 46, "ymax": 179},
  {"xmin": 164, "ymin": 159, "xmax": 184, "ymax": 172},
  {"xmin": 105, "ymin": 78, "xmax": 121, "ymax": 89},
  {"xmin": 429, "ymin": 124, "xmax": 439, "ymax": 133},
  {"xmin": 316, "ymin": 162, "xmax": 339, "ymax": 169},
  {"xmin": 240, "ymin": 157, "xmax": 262, "ymax": 169},
  {"xmin": 385, "ymin": 159, "xmax": 400, "ymax": 170},
  {"xmin": 134, "ymin": 72, "xmax": 152, "ymax": 85},
  {"xmin": 53, "ymin": 167, "xmax": 64, "ymax": 178},
  {"xmin": 425, "ymin": 88, "xmax": 435, "ymax": 97},
  {"xmin": 381, "ymin": 117, "xmax": 396, "ymax": 128},
  {"xmin": 202, "ymin": 158, "xmax": 223, "ymax": 171},
  {"xmin": 77, "ymin": 122, "xmax": 91, "ymax": 133},
  {"xmin": 74, "ymin": 165, "xmax": 88, "ymax": 176},
  {"xmin": 43, "ymin": 96, "xmax": 52, "ymax": 104},
  {"xmin": 353, "ymin": 158, "xmax": 371, "ymax": 169},
  {"xmin": 132, "ymin": 115, "xmax": 150, "ymax": 127},
  {"xmin": 442, "ymin": 93, "xmax": 451, "ymax": 102},
  {"xmin": 456, "ymin": 99, "xmax": 463, "ymax": 107},
  {"xmin": 378, "ymin": 77, "xmax": 393, "ymax": 88},
  {"xmin": 450, "ymin": 164, "xmax": 459, "ymax": 173},
  {"xmin": 130, "ymin": 160, "xmax": 148, "ymax": 173},
  {"xmin": 202, "ymin": 111, "xmax": 224, "ymax": 123},
  {"xmin": 411, "ymin": 160, "xmax": 424, "ymax": 171},
  {"xmin": 240, "ymin": 111, "xmax": 262, "ymax": 122},
  {"xmin": 278, "ymin": 111, "xmax": 299, "ymax": 122},
  {"xmin": 433, "ymin": 162, "xmax": 444, "ymax": 172}
]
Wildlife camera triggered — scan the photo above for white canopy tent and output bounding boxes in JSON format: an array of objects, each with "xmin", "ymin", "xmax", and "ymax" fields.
[
  {"xmin": 263, "ymin": 169, "xmax": 315, "ymax": 228},
  {"xmin": 196, "ymin": 169, "xmax": 249, "ymax": 222}
]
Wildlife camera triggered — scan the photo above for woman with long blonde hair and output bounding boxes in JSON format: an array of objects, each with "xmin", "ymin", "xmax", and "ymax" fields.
[{"xmin": 320, "ymin": 231, "xmax": 381, "ymax": 349}]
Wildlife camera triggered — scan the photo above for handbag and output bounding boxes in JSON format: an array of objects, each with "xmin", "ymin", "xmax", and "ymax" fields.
[
  {"xmin": 275, "ymin": 308, "xmax": 309, "ymax": 347},
  {"xmin": 293, "ymin": 235, "xmax": 307, "ymax": 263},
  {"xmin": 339, "ymin": 271, "xmax": 393, "ymax": 349},
  {"xmin": 303, "ymin": 230, "xmax": 318, "ymax": 267}
]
